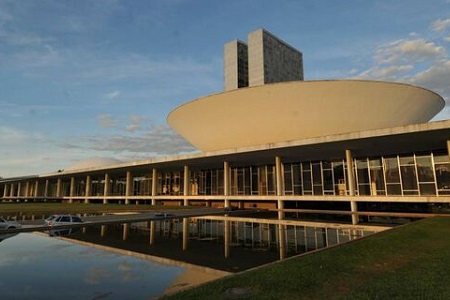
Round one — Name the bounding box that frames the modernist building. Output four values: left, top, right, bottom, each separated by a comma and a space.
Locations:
1, 29, 449, 225
224, 29, 303, 91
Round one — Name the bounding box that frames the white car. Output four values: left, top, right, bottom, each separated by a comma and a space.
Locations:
0, 217, 21, 230
45, 214, 83, 226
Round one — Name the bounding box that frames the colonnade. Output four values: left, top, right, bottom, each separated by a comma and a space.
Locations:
1, 151, 361, 227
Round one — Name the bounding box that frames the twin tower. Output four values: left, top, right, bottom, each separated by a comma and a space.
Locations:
224, 28, 304, 91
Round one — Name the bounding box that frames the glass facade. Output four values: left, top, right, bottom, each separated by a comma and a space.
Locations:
3, 151, 450, 199
180, 152, 450, 197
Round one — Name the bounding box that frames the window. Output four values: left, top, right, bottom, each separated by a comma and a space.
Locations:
416, 155, 436, 195
434, 154, 450, 195
384, 157, 402, 195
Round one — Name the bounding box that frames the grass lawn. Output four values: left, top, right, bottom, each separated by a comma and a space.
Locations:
163, 216, 450, 300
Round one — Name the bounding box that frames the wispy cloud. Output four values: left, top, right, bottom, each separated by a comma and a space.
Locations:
354, 18, 450, 99
61, 124, 197, 156
125, 115, 146, 132
352, 18, 450, 121
431, 18, 450, 32
373, 38, 445, 65
409, 60, 450, 98
105, 91, 121, 100
357, 64, 414, 80
97, 114, 118, 128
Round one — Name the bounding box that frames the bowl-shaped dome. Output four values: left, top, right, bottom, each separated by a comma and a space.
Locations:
167, 80, 445, 151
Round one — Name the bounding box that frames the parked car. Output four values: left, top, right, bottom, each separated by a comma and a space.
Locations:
0, 217, 21, 230
44, 214, 83, 226
47, 227, 81, 237
154, 212, 176, 218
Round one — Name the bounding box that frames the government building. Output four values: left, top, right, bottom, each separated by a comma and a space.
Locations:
1, 29, 449, 225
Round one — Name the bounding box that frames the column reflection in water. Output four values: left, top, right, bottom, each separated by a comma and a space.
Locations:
224, 220, 230, 258
101, 225, 106, 237
122, 223, 129, 241
149, 221, 155, 245
80, 217, 376, 266
278, 224, 286, 260
182, 218, 189, 251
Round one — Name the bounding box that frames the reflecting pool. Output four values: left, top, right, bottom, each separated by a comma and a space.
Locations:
0, 214, 389, 299
0, 232, 217, 299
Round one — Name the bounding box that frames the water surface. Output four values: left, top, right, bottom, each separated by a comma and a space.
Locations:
0, 232, 187, 299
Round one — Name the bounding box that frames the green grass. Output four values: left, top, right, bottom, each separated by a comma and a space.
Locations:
163, 217, 450, 300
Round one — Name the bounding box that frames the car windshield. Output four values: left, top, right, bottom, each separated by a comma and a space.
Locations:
45, 215, 57, 221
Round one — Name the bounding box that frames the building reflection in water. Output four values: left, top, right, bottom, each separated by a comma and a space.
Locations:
63, 216, 386, 273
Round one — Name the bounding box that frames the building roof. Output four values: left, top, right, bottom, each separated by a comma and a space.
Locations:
168, 80, 444, 151
5, 118, 447, 182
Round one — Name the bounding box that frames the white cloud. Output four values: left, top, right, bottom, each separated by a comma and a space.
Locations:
61, 124, 197, 156
374, 38, 445, 65
105, 91, 120, 100
13, 44, 62, 69
408, 60, 450, 97
0, 29, 50, 46
357, 64, 414, 80
431, 18, 450, 32
0, 126, 28, 143
97, 114, 118, 128
125, 115, 146, 132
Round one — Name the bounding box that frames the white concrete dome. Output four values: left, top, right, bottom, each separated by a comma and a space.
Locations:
167, 80, 445, 151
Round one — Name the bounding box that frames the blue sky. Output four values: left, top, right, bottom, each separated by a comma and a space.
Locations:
1, 0, 450, 177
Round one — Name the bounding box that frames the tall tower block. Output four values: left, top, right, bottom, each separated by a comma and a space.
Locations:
248, 29, 303, 87
224, 40, 249, 91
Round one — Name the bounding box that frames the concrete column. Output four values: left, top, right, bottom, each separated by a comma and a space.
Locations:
69, 177, 75, 204
44, 180, 49, 198
277, 199, 284, 219
85, 175, 91, 204
3, 184, 9, 198
447, 140, 450, 162
10, 183, 15, 197
56, 179, 62, 198
17, 182, 21, 198
25, 182, 30, 198
125, 171, 132, 205
183, 165, 190, 206
345, 149, 359, 225
275, 156, 284, 220
182, 218, 189, 251
34, 180, 39, 198
29, 182, 34, 197
224, 220, 230, 258
151, 168, 157, 206
224, 161, 230, 208
103, 173, 110, 204
275, 156, 284, 196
